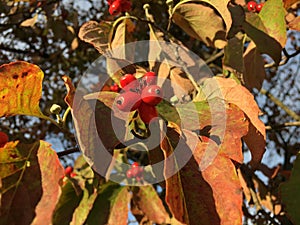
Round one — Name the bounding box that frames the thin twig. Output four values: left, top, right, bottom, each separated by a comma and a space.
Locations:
266, 121, 300, 130
205, 50, 224, 64
260, 88, 300, 121
57, 147, 80, 157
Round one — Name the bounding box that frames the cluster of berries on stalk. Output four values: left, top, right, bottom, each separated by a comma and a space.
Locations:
115, 72, 163, 124
0, 131, 9, 148
107, 0, 132, 16
247, 1, 264, 13
126, 162, 143, 181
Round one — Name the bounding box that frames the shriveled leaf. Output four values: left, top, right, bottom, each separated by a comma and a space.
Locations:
162, 128, 243, 225
0, 61, 48, 119
288, 16, 300, 31
280, 153, 300, 224
172, 1, 228, 48
198, 77, 265, 167
78, 21, 112, 54
20, 14, 38, 27
243, 42, 267, 90
85, 183, 129, 225
132, 186, 170, 224
0, 141, 64, 225
52, 180, 84, 225
62, 75, 75, 107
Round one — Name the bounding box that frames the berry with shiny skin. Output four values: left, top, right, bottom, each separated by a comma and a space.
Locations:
142, 71, 156, 86
247, 1, 257, 12
0, 131, 9, 148
138, 102, 158, 124
255, 3, 263, 12
109, 0, 122, 15
110, 83, 120, 92
120, 74, 137, 89
115, 91, 142, 112
64, 166, 73, 176
141, 85, 163, 106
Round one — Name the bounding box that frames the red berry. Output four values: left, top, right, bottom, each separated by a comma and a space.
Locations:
0, 132, 9, 148
110, 83, 120, 92
138, 102, 158, 124
120, 74, 137, 88
142, 71, 156, 86
130, 166, 140, 177
132, 162, 139, 168
255, 3, 263, 12
115, 91, 141, 112
247, 1, 257, 12
70, 172, 77, 178
109, 0, 122, 15
141, 85, 163, 106
64, 166, 73, 176
126, 169, 133, 178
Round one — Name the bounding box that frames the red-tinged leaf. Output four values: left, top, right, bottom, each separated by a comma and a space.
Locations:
200, 77, 266, 166
283, 0, 300, 9
243, 42, 267, 90
0, 141, 64, 225
280, 153, 300, 224
62, 75, 75, 107
162, 128, 243, 225
0, 61, 48, 119
132, 185, 170, 224
172, 1, 228, 48
63, 77, 125, 178
288, 16, 300, 31
85, 183, 129, 225
52, 180, 84, 225
78, 21, 112, 54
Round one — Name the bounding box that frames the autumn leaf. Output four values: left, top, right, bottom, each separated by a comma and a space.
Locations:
283, 0, 300, 9
85, 182, 130, 225
132, 185, 170, 224
162, 127, 243, 225
63, 78, 124, 178
288, 16, 300, 31
198, 77, 266, 167
172, 0, 231, 48
0, 141, 64, 225
78, 21, 112, 54
0, 61, 48, 119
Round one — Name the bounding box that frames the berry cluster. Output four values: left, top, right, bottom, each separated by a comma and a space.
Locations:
0, 131, 9, 148
107, 0, 131, 16
126, 162, 143, 181
64, 166, 76, 178
247, 1, 264, 13
115, 72, 163, 124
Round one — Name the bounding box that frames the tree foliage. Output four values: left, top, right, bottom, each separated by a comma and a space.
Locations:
0, 0, 300, 224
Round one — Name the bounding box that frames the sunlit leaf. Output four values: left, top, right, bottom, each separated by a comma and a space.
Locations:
288, 16, 300, 31
280, 153, 300, 224
0, 141, 64, 225
172, 0, 231, 48
20, 14, 38, 27
78, 21, 113, 54
162, 128, 243, 225
199, 77, 265, 167
283, 0, 300, 9
132, 185, 170, 224
0, 61, 48, 119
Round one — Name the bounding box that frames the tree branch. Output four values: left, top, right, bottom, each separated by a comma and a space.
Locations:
260, 88, 300, 121
57, 147, 80, 157
266, 121, 300, 130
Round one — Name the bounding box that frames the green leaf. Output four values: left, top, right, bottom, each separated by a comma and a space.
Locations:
52, 180, 83, 225
0, 141, 64, 225
0, 61, 48, 119
280, 153, 300, 224
132, 185, 170, 224
85, 183, 129, 225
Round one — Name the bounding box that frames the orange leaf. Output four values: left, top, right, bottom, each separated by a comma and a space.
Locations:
0, 61, 47, 119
